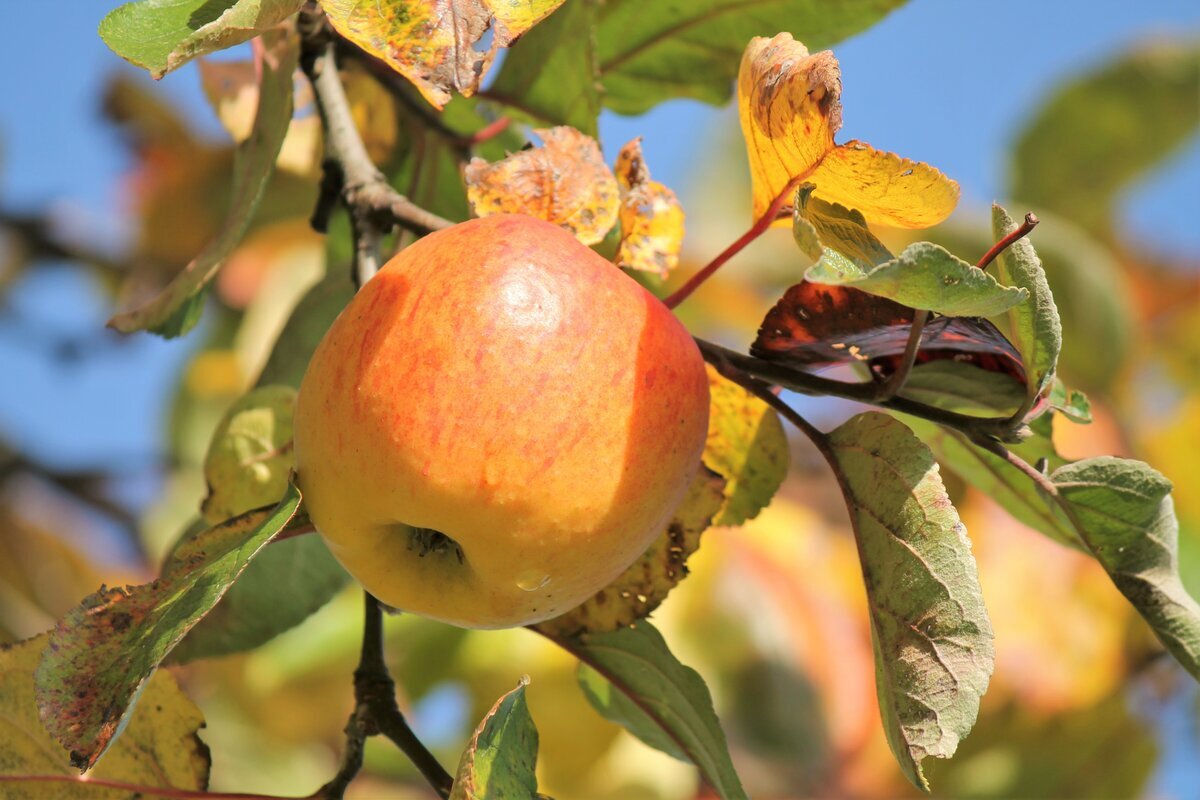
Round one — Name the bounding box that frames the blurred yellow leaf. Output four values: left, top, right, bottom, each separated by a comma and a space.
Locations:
614, 137, 686, 278
320, 0, 567, 108
342, 62, 399, 164
465, 127, 619, 245
738, 33, 958, 228
0, 634, 209, 796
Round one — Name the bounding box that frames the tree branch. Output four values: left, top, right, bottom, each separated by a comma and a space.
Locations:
695, 338, 1027, 443
317, 593, 454, 799
298, 6, 453, 285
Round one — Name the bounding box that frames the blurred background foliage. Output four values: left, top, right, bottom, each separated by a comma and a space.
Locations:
1, 2, 1198, 798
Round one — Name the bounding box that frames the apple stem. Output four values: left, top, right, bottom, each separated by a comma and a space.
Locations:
662, 176, 804, 310
317, 592, 454, 799
977, 212, 1039, 271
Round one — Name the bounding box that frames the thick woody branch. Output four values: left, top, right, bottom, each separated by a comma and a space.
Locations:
298, 7, 452, 285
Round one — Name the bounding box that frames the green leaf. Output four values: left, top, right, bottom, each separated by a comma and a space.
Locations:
1, 634, 210, 794
807, 241, 1029, 317
487, 0, 601, 137
201, 385, 297, 524
491, 1, 906, 122
905, 417, 1081, 549
899, 360, 1026, 418
450, 678, 541, 800
1052, 458, 1200, 679
1012, 39, 1200, 236
1047, 378, 1092, 424
991, 204, 1061, 413
595, 0, 906, 115
108, 28, 298, 338
255, 258, 356, 387
577, 663, 687, 761
34, 486, 303, 770
553, 623, 747, 800
825, 412, 994, 790
792, 184, 893, 267
704, 367, 790, 526
99, 0, 303, 79
169, 532, 347, 663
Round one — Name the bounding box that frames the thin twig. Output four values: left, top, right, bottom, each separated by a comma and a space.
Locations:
695, 338, 1027, 442
316, 593, 453, 799
872, 309, 929, 402
977, 212, 1039, 271
663, 176, 804, 309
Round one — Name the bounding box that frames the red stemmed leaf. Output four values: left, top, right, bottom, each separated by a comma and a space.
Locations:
751, 281, 1026, 385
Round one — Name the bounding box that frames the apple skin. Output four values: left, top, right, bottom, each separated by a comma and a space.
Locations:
294, 214, 710, 628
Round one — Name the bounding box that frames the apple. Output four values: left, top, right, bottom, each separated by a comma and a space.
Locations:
293, 214, 710, 628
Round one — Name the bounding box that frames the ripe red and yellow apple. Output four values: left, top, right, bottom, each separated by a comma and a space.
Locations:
294, 214, 709, 628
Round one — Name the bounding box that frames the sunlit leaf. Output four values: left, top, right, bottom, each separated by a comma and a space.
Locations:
34, 486, 302, 770
991, 204, 1061, 413
465, 127, 619, 245
201, 385, 296, 524
807, 241, 1028, 317
99, 0, 302, 79
0, 634, 209, 794
792, 183, 893, 267
108, 28, 299, 338
1053, 458, 1200, 679
320, 0, 567, 109
614, 138, 686, 278
738, 33, 957, 228
1012, 38, 1200, 236
825, 412, 994, 790
703, 366, 789, 526
1047, 378, 1092, 424
534, 466, 726, 638
450, 677, 541, 800
553, 622, 748, 799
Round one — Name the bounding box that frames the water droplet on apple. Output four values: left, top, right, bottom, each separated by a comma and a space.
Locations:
516, 571, 550, 592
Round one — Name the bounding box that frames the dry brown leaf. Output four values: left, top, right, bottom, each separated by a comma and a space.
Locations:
465, 127, 619, 245
614, 138, 686, 278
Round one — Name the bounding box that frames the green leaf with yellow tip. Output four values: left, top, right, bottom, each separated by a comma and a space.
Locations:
201, 384, 297, 524
450, 677, 541, 800
0, 634, 209, 793
703, 365, 789, 527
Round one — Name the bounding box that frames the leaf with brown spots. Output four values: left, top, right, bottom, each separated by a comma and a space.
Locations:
825, 413, 993, 790
449, 677, 542, 800
320, 0, 568, 109
614, 137, 686, 278
738, 33, 958, 228
0, 634, 209, 797
465, 126, 619, 245
533, 466, 726, 638
34, 486, 302, 771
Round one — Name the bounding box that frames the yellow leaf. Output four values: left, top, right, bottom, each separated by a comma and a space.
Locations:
738, 33, 958, 228
465, 127, 619, 245
342, 62, 399, 164
320, 0, 567, 109
0, 634, 209, 796
615, 138, 686, 278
